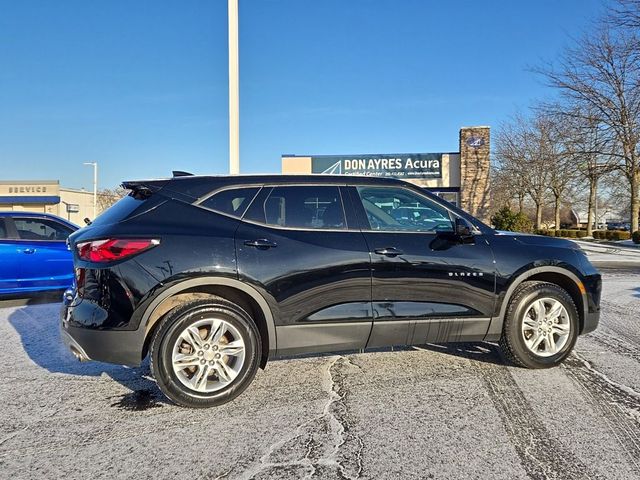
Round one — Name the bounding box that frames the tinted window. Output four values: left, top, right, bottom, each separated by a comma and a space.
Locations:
90, 193, 141, 226
0, 220, 7, 239
200, 187, 260, 217
13, 217, 74, 241
436, 192, 459, 207
357, 187, 453, 233
253, 186, 346, 229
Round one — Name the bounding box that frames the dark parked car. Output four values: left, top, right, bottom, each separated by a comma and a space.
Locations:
0, 212, 78, 295
61, 174, 601, 407
607, 222, 631, 231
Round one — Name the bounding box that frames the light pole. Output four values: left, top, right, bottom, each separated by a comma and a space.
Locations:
228, 0, 240, 174
594, 175, 599, 230
592, 162, 611, 231
83, 162, 98, 219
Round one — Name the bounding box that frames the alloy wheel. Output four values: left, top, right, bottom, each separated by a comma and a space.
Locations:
171, 318, 246, 393
521, 297, 571, 357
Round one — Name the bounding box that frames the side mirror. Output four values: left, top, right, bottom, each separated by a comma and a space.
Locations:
455, 218, 473, 238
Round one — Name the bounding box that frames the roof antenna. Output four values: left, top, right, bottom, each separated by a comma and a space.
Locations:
172, 170, 193, 177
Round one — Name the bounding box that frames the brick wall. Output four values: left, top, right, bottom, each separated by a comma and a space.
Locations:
459, 126, 491, 222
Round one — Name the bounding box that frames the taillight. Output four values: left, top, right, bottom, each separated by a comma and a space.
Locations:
76, 238, 159, 262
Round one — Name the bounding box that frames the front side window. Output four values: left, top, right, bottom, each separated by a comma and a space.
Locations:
256, 186, 346, 229
13, 217, 74, 241
200, 187, 260, 218
357, 186, 453, 233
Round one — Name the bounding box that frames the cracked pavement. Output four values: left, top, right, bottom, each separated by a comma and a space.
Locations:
0, 267, 639, 479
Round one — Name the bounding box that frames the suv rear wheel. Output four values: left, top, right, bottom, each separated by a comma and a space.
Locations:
499, 281, 578, 368
150, 297, 261, 408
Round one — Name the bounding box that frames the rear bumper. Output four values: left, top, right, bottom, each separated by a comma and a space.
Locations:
60, 301, 145, 366
60, 324, 91, 362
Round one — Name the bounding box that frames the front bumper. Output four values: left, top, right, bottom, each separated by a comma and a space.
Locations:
580, 272, 601, 335
60, 299, 145, 367
582, 309, 600, 335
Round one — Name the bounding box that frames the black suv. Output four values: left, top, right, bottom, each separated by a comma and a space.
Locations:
61, 174, 601, 407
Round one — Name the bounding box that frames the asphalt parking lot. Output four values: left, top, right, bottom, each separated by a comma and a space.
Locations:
1, 260, 639, 479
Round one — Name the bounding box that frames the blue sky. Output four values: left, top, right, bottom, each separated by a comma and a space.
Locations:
0, 0, 604, 190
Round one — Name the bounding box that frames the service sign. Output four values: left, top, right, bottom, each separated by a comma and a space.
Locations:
0, 181, 60, 196
311, 153, 443, 179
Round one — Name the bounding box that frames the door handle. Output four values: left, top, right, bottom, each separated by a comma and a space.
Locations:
374, 247, 403, 257
244, 239, 277, 250
22, 248, 36, 254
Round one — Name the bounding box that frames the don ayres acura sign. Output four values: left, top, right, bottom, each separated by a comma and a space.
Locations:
311, 153, 443, 178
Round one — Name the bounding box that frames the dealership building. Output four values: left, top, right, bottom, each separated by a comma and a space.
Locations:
282, 126, 491, 221
2, 126, 490, 225
0, 180, 96, 225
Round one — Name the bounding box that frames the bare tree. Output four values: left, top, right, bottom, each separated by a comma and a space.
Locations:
549, 108, 616, 235
490, 164, 526, 212
494, 117, 531, 214
537, 27, 640, 231
97, 187, 127, 212
604, 170, 637, 223
547, 164, 574, 231
608, 0, 640, 28
494, 113, 557, 229
542, 115, 577, 231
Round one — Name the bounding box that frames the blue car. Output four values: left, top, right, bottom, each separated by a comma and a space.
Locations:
0, 212, 78, 295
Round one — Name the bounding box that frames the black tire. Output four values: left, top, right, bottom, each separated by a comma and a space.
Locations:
499, 281, 578, 369
150, 297, 261, 408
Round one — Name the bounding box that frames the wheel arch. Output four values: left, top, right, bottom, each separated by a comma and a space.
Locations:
140, 277, 276, 368
486, 266, 588, 340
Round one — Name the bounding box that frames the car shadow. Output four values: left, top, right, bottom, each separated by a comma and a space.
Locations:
413, 342, 506, 366
271, 342, 506, 367
7, 299, 168, 407
0, 290, 65, 307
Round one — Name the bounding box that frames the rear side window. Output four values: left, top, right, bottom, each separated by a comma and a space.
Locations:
200, 187, 260, 218
248, 185, 346, 229
0, 220, 7, 239
13, 217, 74, 241
90, 194, 143, 226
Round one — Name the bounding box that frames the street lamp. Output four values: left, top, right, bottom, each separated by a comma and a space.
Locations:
83, 162, 98, 220
592, 162, 612, 231
228, 0, 240, 174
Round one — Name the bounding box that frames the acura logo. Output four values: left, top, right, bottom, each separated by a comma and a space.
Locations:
466, 136, 485, 148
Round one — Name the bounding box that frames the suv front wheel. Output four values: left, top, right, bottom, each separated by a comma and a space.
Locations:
499, 281, 578, 369
150, 297, 261, 408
